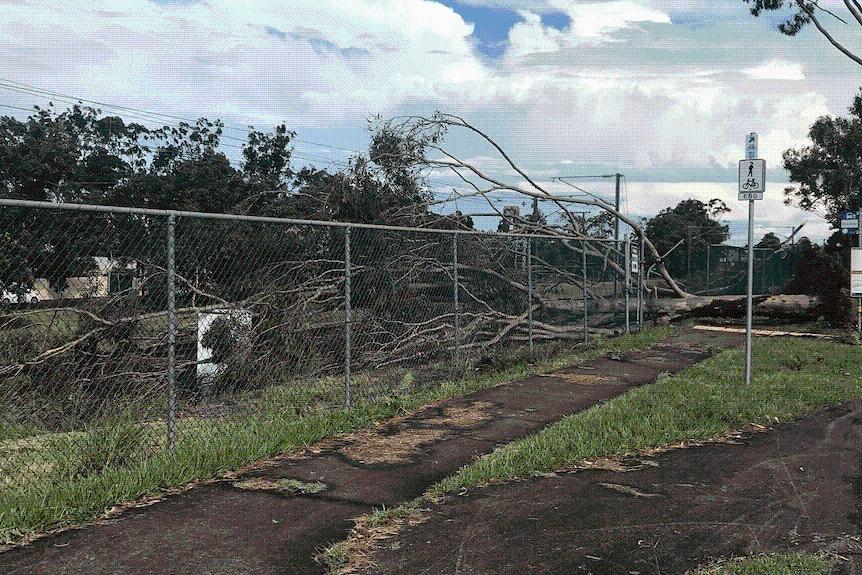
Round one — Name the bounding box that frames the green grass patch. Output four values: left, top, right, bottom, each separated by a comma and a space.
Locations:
689, 552, 831, 575
233, 477, 327, 495
432, 336, 862, 496
0, 326, 672, 544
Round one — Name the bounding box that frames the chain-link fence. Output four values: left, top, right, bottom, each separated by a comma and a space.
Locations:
700, 244, 797, 296
0, 200, 636, 494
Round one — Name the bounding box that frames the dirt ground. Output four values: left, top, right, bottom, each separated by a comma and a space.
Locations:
361, 401, 862, 575
0, 327, 739, 575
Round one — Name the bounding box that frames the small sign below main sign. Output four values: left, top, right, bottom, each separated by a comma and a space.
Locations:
738, 159, 765, 201
746, 133, 758, 160
841, 210, 859, 234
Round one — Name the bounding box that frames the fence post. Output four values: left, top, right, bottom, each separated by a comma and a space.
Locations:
624, 234, 631, 334
638, 232, 644, 330
453, 232, 460, 368
526, 237, 533, 354
706, 245, 711, 295
344, 226, 352, 408
166, 214, 177, 453
582, 240, 588, 343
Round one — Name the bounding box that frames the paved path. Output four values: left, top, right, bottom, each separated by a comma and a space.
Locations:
0, 328, 741, 575
362, 403, 862, 575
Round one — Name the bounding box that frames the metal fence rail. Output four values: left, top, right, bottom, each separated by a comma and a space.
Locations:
0, 199, 636, 493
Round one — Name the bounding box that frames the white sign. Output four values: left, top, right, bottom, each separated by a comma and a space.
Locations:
630, 245, 640, 274
842, 210, 859, 234
746, 133, 758, 160
852, 248, 862, 297
739, 159, 765, 200
197, 309, 252, 380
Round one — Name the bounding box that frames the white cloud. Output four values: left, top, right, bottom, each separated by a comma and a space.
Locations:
0, 0, 487, 126
0, 0, 849, 226
742, 59, 806, 81
561, 0, 671, 41
505, 1, 671, 59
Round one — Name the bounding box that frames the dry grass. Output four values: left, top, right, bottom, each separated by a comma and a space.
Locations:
316, 502, 429, 575
550, 373, 610, 385
340, 401, 494, 464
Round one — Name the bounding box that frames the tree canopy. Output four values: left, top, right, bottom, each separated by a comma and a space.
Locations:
0, 104, 432, 296
743, 0, 862, 65
643, 199, 730, 276
783, 90, 862, 227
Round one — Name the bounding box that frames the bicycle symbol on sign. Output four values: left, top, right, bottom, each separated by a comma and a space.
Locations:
742, 178, 759, 190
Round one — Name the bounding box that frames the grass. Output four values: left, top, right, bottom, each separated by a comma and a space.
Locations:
430, 336, 862, 495
689, 552, 831, 575
0, 325, 672, 544
233, 478, 328, 495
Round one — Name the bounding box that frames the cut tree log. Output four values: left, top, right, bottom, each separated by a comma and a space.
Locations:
649, 294, 818, 322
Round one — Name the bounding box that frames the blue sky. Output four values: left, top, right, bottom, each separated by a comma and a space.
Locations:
1, 0, 860, 242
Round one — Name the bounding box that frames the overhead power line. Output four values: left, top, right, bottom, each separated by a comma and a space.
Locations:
1, 79, 594, 200
0, 78, 364, 154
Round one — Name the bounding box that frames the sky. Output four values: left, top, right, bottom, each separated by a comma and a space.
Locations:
1, 0, 861, 244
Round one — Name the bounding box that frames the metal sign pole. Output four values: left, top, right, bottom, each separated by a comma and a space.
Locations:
741, 133, 762, 386
744, 200, 754, 386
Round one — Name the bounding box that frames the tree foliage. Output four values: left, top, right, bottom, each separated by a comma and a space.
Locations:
643, 199, 730, 276
743, 0, 862, 65
743, 0, 813, 35
783, 90, 862, 226
0, 104, 434, 295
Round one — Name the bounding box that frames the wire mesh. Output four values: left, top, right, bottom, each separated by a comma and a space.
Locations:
703, 245, 796, 296
0, 203, 627, 496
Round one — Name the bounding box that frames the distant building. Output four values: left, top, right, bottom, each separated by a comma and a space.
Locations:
19, 257, 141, 302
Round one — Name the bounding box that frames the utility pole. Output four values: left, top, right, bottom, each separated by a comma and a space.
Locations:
554, 173, 624, 306
687, 226, 693, 284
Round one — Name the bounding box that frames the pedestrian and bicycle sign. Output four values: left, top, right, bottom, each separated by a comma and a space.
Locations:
738, 159, 765, 201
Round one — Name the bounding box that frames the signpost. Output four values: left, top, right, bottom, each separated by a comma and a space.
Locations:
739, 136, 764, 386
